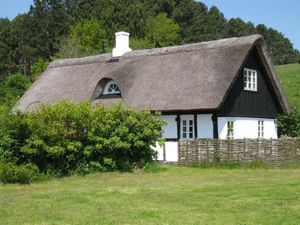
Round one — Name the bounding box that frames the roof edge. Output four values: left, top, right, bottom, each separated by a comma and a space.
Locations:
48, 35, 263, 69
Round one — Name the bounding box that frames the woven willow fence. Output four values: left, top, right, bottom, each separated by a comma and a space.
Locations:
178, 138, 300, 166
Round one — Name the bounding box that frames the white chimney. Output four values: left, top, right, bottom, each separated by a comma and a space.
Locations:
112, 31, 132, 57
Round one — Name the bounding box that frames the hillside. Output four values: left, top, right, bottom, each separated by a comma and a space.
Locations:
276, 63, 300, 109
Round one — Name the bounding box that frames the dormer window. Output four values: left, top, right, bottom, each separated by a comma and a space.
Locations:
103, 81, 121, 95
243, 68, 257, 91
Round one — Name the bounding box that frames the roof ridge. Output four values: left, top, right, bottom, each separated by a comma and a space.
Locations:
49, 34, 262, 68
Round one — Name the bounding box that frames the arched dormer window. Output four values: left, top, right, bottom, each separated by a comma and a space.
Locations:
103, 80, 121, 95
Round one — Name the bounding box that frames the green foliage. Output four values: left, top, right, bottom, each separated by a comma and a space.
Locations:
227, 18, 256, 37
0, 101, 164, 179
69, 18, 109, 54
130, 38, 155, 50
1, 74, 30, 105
277, 108, 300, 137
57, 19, 109, 58
0, 0, 299, 84
0, 162, 43, 184
146, 13, 180, 47
30, 59, 50, 81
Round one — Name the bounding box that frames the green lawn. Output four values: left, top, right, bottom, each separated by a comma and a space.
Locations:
1, 167, 300, 225
276, 63, 300, 108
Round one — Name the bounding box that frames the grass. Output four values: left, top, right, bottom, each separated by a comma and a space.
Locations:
1, 166, 300, 225
276, 63, 300, 108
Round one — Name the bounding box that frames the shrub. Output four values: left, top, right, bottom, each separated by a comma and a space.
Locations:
0, 162, 43, 184
277, 108, 300, 137
0, 101, 164, 179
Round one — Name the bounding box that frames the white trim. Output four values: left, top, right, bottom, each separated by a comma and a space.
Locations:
227, 121, 234, 139
103, 80, 121, 95
258, 120, 264, 138
180, 115, 194, 140
243, 68, 257, 92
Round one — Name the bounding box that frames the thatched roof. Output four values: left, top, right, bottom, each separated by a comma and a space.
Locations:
16, 34, 289, 113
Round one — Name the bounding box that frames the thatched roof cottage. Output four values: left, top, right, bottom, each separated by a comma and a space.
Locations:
16, 32, 289, 147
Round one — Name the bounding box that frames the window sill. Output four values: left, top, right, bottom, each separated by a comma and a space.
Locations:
244, 88, 257, 92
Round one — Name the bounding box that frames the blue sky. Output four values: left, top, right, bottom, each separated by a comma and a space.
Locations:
201, 0, 300, 50
0, 0, 299, 50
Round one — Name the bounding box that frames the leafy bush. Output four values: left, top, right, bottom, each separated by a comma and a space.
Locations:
0, 162, 43, 184
30, 59, 49, 81
278, 108, 300, 137
1, 74, 30, 106
0, 101, 164, 180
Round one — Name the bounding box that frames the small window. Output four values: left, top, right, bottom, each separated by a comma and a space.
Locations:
103, 81, 121, 95
181, 117, 194, 140
243, 68, 257, 91
258, 121, 264, 138
227, 121, 234, 139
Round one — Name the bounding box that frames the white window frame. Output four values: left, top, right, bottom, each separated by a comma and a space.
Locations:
103, 80, 121, 95
243, 68, 257, 92
227, 121, 234, 140
258, 120, 264, 138
180, 115, 195, 140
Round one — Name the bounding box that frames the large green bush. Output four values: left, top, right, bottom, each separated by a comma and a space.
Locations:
0, 162, 43, 184
278, 108, 300, 137
0, 101, 164, 180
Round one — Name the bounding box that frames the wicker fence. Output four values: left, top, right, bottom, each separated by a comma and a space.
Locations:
178, 138, 300, 166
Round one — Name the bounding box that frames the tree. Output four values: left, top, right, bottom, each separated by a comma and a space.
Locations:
146, 12, 180, 47
226, 18, 256, 37
0, 18, 15, 77
57, 18, 109, 58
2, 74, 30, 105
172, 0, 207, 43
130, 38, 155, 50
204, 6, 227, 40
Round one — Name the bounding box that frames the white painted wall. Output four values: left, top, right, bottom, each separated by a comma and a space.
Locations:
218, 117, 277, 139
165, 142, 178, 162
197, 114, 213, 138
160, 115, 177, 139
151, 141, 178, 162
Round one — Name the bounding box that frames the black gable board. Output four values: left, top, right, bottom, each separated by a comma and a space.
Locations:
217, 47, 281, 119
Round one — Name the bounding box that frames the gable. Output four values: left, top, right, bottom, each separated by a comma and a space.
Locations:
217, 47, 281, 118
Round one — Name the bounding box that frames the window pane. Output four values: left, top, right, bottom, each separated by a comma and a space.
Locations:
189, 133, 193, 138
183, 133, 186, 138
183, 127, 186, 132
183, 120, 186, 125
189, 120, 193, 126
189, 127, 193, 132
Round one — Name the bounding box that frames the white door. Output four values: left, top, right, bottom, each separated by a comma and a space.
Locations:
180, 115, 195, 140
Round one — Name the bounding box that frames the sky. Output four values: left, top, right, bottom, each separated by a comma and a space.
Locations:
0, 0, 299, 50
201, 0, 300, 51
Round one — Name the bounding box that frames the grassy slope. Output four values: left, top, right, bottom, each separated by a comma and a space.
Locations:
1, 167, 300, 225
276, 63, 300, 108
